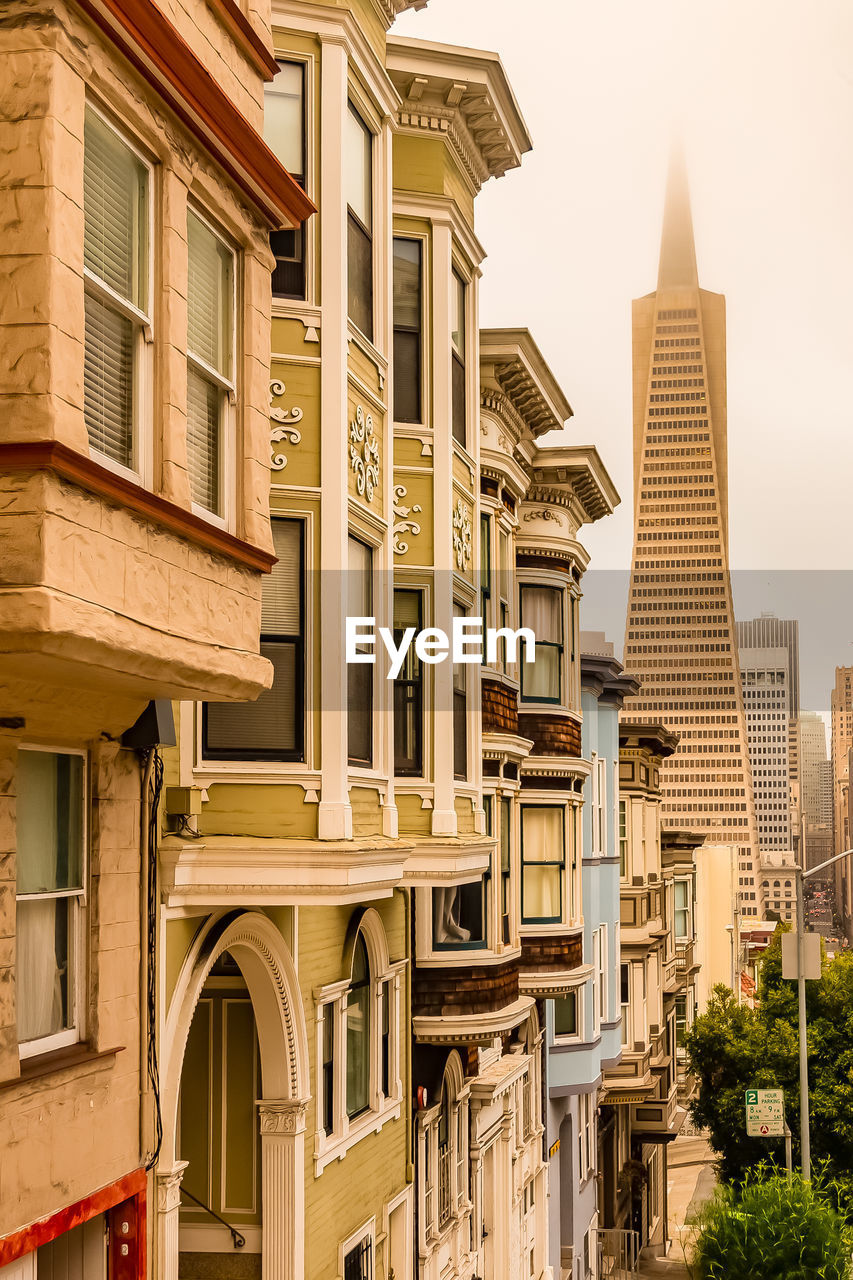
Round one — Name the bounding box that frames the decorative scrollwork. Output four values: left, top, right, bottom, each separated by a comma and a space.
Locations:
522, 508, 564, 525
393, 484, 422, 555
452, 497, 473, 570
350, 404, 380, 502
269, 379, 303, 471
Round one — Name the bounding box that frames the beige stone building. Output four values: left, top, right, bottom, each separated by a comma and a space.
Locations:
621, 150, 763, 924
0, 0, 310, 1275
831, 668, 853, 937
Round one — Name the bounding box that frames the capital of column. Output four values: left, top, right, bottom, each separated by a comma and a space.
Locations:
256, 1097, 310, 1136
156, 1160, 188, 1213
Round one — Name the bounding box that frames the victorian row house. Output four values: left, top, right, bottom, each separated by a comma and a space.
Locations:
0, 1, 705, 1279
0, 0, 312, 1278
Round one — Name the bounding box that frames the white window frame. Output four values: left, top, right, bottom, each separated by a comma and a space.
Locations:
578, 1090, 596, 1182
620, 961, 631, 1047
186, 204, 237, 529
338, 1218, 375, 1280
16, 745, 87, 1060
313, 942, 405, 1174
674, 876, 692, 941
83, 102, 153, 489
417, 1059, 471, 1245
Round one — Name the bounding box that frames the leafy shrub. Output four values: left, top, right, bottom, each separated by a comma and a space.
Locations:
693, 1169, 853, 1280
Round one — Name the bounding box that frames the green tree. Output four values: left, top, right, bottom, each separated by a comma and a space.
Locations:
693, 1169, 853, 1280
686, 929, 853, 1192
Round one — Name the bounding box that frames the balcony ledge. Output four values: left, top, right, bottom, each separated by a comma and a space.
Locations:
519, 961, 592, 999
160, 834, 413, 906
412, 995, 535, 1046
401, 835, 494, 886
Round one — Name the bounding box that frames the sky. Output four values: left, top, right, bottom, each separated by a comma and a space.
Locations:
393, 0, 853, 572
393, 1, 853, 712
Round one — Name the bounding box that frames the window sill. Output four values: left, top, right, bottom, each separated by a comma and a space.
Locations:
3, 1043, 123, 1091
313, 1095, 401, 1174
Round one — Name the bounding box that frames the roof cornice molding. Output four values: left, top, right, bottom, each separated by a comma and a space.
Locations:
528, 445, 620, 526
386, 34, 531, 189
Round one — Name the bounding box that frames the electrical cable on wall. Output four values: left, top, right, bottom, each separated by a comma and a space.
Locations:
145, 747, 164, 1171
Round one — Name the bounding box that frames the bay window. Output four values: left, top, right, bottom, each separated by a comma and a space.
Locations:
83, 107, 150, 475
451, 269, 466, 445
264, 61, 306, 300
520, 586, 563, 703
520, 806, 564, 924
16, 748, 86, 1057
346, 105, 373, 340
619, 798, 628, 877
498, 529, 511, 672
203, 518, 304, 760
621, 962, 631, 1045
393, 589, 423, 775
393, 237, 422, 421
347, 536, 373, 766
480, 514, 491, 635
186, 209, 235, 518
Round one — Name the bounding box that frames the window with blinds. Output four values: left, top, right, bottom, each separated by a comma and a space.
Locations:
203, 520, 304, 760
82, 108, 149, 471
347, 536, 373, 767
187, 209, 235, 517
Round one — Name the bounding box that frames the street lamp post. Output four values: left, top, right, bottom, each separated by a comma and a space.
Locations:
795, 847, 853, 1182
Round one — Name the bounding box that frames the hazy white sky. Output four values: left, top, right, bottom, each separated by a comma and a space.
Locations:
394, 0, 853, 572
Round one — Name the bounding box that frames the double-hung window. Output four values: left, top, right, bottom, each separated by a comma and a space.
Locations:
432, 879, 487, 950
346, 935, 370, 1119
452, 602, 468, 780
620, 963, 631, 1045
451, 269, 466, 445
186, 209, 235, 519
265, 61, 307, 300
203, 519, 304, 760
498, 530, 511, 672
674, 879, 691, 939
480, 515, 491, 636
619, 799, 628, 877
393, 589, 423, 775
553, 989, 578, 1038
393, 238, 422, 421
500, 795, 512, 939
83, 107, 150, 475
346, 106, 373, 340
520, 806, 564, 924
348, 536, 373, 767
520, 586, 563, 702
16, 748, 86, 1057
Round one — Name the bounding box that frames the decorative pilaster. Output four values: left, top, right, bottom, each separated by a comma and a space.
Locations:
156, 1160, 187, 1280
257, 1098, 309, 1280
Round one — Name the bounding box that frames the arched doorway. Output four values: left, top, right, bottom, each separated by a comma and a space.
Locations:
158, 912, 309, 1280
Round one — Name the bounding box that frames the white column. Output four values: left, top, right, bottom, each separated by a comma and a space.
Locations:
317, 37, 352, 841
430, 220, 457, 837
258, 1098, 309, 1280
155, 1161, 187, 1280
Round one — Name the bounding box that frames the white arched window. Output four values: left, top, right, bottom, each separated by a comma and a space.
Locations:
314, 909, 406, 1173
418, 1052, 470, 1246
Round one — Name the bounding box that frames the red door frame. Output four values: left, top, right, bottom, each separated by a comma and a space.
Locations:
0, 1168, 146, 1278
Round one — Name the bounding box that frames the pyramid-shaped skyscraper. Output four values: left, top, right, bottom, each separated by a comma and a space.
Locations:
621, 149, 763, 918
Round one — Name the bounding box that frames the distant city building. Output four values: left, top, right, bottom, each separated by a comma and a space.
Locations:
800, 710, 834, 877
831, 668, 853, 937
621, 150, 764, 920
739, 645, 792, 855
759, 850, 798, 924
737, 615, 800, 716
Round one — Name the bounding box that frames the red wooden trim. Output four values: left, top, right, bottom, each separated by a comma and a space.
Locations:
0, 442, 276, 573
72, 0, 315, 228
0, 1170, 146, 1267
206, 0, 279, 80
109, 1190, 146, 1280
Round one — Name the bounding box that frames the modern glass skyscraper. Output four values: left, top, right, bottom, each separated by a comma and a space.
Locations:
622, 149, 763, 918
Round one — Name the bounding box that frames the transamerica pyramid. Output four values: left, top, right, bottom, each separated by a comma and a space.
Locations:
621, 147, 764, 919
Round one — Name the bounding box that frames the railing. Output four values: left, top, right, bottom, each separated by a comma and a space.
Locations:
596, 1227, 639, 1278
180, 1186, 245, 1249
676, 939, 694, 974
